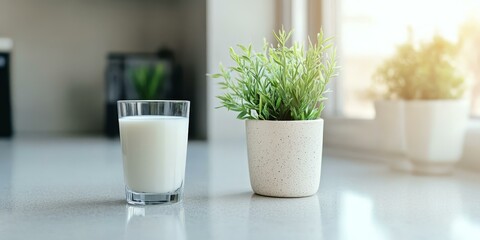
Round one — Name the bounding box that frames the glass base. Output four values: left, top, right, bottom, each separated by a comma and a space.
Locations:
125, 186, 183, 205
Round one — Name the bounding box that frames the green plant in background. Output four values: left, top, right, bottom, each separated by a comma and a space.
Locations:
373, 35, 465, 100
132, 64, 165, 100
211, 28, 338, 120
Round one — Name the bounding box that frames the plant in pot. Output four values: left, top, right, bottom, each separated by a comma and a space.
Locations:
211, 29, 337, 197
370, 43, 417, 172
131, 63, 166, 100
376, 35, 467, 175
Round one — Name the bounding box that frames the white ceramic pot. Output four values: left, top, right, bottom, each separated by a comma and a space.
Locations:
374, 100, 410, 172
404, 100, 469, 174
246, 119, 323, 197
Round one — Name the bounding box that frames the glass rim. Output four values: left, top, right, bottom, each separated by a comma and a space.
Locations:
117, 100, 190, 104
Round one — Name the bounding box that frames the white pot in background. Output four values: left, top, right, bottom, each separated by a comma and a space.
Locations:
246, 119, 324, 197
404, 100, 469, 174
374, 100, 410, 172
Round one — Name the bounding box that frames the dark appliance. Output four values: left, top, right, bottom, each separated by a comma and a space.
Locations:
0, 51, 12, 137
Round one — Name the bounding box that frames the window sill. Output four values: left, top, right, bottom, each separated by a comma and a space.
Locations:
323, 117, 480, 172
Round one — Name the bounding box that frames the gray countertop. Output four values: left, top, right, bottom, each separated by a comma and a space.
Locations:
1, 136, 479, 240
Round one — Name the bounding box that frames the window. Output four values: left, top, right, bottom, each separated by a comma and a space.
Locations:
328, 0, 480, 118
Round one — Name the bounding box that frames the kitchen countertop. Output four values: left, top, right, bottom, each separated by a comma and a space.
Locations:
1, 136, 479, 240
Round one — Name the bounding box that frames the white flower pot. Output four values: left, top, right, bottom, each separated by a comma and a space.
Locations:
374, 100, 410, 171
245, 119, 323, 197
404, 100, 469, 174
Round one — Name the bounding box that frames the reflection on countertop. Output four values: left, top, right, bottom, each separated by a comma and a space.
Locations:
126, 204, 186, 240
0, 136, 479, 240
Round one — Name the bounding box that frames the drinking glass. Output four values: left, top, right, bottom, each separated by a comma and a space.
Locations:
118, 100, 190, 205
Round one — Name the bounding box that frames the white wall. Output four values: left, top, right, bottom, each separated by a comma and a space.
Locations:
0, 0, 206, 135
207, 0, 278, 141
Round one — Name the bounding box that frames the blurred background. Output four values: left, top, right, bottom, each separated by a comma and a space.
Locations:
0, 0, 206, 138
0, 0, 479, 141
336, 0, 480, 118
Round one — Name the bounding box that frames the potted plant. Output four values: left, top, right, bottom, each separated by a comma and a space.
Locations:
370, 43, 416, 171
375, 36, 468, 174
211, 29, 337, 197
131, 63, 166, 100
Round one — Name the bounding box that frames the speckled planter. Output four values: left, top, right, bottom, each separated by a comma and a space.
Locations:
246, 119, 324, 198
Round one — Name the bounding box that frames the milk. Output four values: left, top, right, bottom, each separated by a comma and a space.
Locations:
119, 116, 189, 193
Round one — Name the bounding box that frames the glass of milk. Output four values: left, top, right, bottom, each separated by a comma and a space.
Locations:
118, 100, 189, 205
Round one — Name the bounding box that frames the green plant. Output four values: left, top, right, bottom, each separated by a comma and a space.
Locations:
373, 35, 465, 100
132, 64, 165, 100
211, 29, 337, 120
